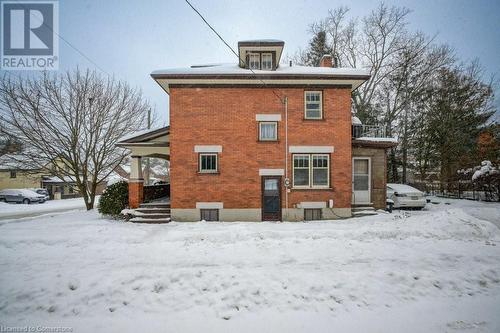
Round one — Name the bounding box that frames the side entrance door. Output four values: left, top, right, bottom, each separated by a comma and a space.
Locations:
352, 157, 371, 204
261, 176, 281, 221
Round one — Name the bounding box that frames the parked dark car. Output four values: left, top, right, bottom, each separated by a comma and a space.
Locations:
0, 189, 47, 204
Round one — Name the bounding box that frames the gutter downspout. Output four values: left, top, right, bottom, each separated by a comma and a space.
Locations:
284, 96, 289, 221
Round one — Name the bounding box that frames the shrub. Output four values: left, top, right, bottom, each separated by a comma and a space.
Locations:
98, 181, 129, 216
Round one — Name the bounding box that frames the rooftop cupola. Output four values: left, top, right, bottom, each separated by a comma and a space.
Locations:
237, 39, 285, 71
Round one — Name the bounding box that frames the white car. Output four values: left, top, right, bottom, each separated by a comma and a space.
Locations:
0, 189, 47, 204
387, 183, 426, 209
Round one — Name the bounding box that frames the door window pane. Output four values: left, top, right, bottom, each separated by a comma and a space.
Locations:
354, 159, 369, 174
354, 175, 369, 191
265, 179, 278, 190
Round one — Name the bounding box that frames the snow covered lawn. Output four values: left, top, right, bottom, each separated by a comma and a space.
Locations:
0, 198, 499, 332
0, 198, 89, 220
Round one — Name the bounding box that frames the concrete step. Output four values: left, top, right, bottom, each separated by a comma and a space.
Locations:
130, 217, 171, 224
140, 202, 170, 209
135, 208, 171, 214
132, 213, 170, 219
352, 210, 378, 217
352, 206, 375, 212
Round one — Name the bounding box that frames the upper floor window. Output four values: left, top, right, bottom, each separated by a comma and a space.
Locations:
262, 53, 273, 70
304, 91, 323, 119
293, 154, 329, 188
249, 53, 260, 70
259, 122, 277, 141
199, 153, 218, 173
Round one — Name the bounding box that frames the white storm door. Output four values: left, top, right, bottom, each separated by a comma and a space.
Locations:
352, 157, 371, 204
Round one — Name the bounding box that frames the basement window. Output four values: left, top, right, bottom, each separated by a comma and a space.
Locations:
200, 209, 219, 221
304, 208, 322, 221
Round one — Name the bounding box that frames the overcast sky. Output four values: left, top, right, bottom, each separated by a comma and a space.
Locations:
12, 0, 500, 124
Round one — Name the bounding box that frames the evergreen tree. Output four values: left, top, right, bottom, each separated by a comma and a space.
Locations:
304, 30, 332, 67
415, 64, 496, 188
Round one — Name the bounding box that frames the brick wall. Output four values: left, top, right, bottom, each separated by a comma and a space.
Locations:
169, 87, 353, 210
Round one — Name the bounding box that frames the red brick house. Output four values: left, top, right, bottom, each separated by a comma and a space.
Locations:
119, 39, 396, 221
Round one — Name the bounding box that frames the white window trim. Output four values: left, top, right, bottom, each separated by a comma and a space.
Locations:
304, 91, 323, 119
259, 121, 278, 141
194, 145, 222, 153
289, 146, 334, 153
255, 114, 281, 121
262, 53, 273, 70
292, 153, 330, 189
196, 202, 223, 209
259, 168, 284, 176
249, 53, 260, 70
298, 202, 327, 208
199, 153, 218, 173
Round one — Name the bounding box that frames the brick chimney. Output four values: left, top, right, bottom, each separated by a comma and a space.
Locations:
319, 54, 333, 68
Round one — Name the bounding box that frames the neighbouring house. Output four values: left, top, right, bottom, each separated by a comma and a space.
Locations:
0, 154, 89, 199
118, 39, 397, 221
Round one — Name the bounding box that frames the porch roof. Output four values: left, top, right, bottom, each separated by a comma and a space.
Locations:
116, 126, 170, 159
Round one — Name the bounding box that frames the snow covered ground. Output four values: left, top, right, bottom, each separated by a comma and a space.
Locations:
0, 197, 499, 332
0, 198, 89, 220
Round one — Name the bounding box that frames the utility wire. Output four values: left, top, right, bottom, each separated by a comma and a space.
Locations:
184, 0, 285, 104
12, 0, 111, 77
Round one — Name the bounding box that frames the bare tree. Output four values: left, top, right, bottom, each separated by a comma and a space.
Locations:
0, 69, 151, 210
377, 34, 454, 181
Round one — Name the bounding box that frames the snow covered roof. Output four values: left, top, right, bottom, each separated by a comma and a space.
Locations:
151, 63, 369, 77
151, 63, 370, 94
352, 136, 398, 149
357, 137, 398, 143
42, 175, 76, 183
352, 116, 362, 125
238, 39, 284, 45
117, 126, 169, 144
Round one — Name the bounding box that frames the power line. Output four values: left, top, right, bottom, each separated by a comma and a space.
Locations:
12, 0, 111, 77
184, 0, 285, 104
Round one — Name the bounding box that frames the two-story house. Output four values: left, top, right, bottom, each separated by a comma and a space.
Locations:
120, 39, 397, 221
